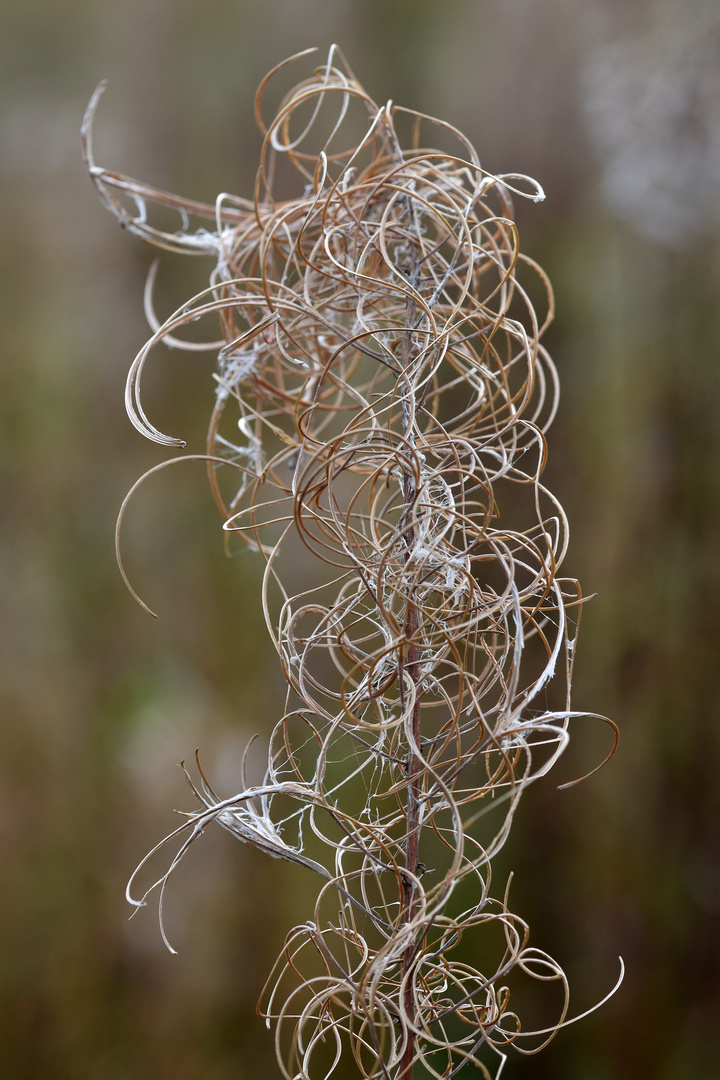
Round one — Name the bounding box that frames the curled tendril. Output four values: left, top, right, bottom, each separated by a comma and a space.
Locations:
86, 45, 620, 1080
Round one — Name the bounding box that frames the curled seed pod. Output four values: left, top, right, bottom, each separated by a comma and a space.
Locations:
85, 45, 620, 1080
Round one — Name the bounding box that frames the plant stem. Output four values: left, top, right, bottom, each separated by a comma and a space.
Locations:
399, 598, 422, 1080
398, 248, 422, 1080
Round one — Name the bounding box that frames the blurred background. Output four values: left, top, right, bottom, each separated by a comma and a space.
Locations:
1, 0, 719, 1077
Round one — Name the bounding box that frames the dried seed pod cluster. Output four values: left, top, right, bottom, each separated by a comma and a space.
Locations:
85, 47, 617, 1080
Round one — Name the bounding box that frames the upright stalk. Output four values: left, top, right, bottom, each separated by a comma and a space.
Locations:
398, 255, 422, 1080
399, 601, 423, 1080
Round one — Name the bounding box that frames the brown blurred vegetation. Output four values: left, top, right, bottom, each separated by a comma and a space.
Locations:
1, 1, 719, 1077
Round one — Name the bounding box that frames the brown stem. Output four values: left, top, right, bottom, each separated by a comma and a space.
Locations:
399, 597, 422, 1080
398, 246, 422, 1079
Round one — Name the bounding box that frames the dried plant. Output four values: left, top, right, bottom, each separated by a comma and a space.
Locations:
84, 46, 619, 1080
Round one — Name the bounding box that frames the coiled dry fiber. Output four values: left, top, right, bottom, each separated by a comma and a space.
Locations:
85, 46, 616, 1080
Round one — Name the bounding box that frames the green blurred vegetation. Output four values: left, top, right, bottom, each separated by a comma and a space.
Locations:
1, 1, 718, 1077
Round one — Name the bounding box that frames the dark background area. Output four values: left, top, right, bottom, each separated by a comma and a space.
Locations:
1, 1, 719, 1077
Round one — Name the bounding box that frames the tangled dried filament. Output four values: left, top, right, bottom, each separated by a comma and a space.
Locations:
85, 47, 618, 1080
